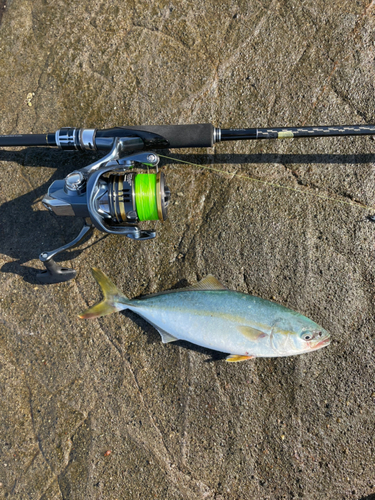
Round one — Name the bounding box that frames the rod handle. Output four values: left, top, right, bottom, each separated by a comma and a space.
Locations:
96, 123, 215, 149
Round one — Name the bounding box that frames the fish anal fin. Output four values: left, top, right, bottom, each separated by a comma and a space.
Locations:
237, 325, 267, 341
156, 327, 178, 344
226, 354, 255, 363
183, 275, 227, 291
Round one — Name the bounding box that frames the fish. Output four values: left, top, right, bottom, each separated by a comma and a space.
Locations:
79, 268, 331, 362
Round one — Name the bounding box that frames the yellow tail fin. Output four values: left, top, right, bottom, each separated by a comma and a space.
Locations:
79, 268, 128, 319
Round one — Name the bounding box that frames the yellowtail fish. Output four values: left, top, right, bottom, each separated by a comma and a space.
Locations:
79, 269, 331, 362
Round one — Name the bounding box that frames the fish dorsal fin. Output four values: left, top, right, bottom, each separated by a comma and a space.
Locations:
182, 275, 227, 292
140, 275, 227, 299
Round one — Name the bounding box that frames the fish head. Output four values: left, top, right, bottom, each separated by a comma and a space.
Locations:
271, 316, 331, 356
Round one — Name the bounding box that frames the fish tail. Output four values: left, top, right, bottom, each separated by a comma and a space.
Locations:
79, 268, 129, 319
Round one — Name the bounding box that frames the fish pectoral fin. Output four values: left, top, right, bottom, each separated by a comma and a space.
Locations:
156, 327, 178, 344
237, 325, 267, 341
226, 354, 255, 363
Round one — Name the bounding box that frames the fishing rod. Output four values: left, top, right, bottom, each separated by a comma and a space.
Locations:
1, 122, 374, 284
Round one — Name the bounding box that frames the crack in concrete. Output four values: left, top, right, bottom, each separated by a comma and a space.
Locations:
10, 449, 39, 495
354, 0, 375, 34
174, 176, 235, 259
56, 414, 89, 480
178, 350, 193, 468
24, 373, 89, 477
124, 354, 216, 499
330, 85, 370, 123
96, 320, 124, 357
302, 0, 375, 125
176, 2, 279, 121
132, 23, 195, 52
216, 0, 279, 74
125, 356, 174, 459
26, 382, 52, 471
43, 377, 82, 404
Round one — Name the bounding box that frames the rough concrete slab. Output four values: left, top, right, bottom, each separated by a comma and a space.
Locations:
0, 0, 374, 498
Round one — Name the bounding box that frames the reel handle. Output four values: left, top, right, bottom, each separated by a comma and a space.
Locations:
37, 259, 77, 284
37, 222, 93, 284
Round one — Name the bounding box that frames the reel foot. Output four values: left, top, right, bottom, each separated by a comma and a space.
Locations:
125, 229, 156, 240
37, 258, 77, 284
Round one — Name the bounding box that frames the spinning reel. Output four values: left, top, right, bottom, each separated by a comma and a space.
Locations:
2, 121, 375, 283
39, 136, 170, 283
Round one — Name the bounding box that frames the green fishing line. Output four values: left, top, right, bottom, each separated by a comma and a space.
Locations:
134, 174, 159, 221
158, 154, 375, 213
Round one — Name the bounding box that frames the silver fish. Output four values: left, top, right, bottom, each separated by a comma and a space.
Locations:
79, 269, 331, 362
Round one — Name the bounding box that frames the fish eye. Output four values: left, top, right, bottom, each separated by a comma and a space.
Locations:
301, 331, 313, 341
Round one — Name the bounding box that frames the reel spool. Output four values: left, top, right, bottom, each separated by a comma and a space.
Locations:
98, 171, 170, 225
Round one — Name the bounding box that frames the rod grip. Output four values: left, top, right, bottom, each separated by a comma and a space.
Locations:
126, 123, 214, 148
97, 124, 214, 149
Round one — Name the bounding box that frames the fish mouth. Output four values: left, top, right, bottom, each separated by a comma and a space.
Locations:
314, 336, 331, 349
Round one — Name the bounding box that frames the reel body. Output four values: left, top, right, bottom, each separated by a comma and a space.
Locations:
39, 140, 170, 283
44, 168, 169, 230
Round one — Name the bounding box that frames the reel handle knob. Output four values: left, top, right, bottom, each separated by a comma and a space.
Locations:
37, 258, 77, 284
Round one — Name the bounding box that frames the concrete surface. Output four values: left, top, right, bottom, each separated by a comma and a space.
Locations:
0, 0, 375, 498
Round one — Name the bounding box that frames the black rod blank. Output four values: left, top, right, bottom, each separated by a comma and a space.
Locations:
0, 133, 52, 147
221, 124, 375, 141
